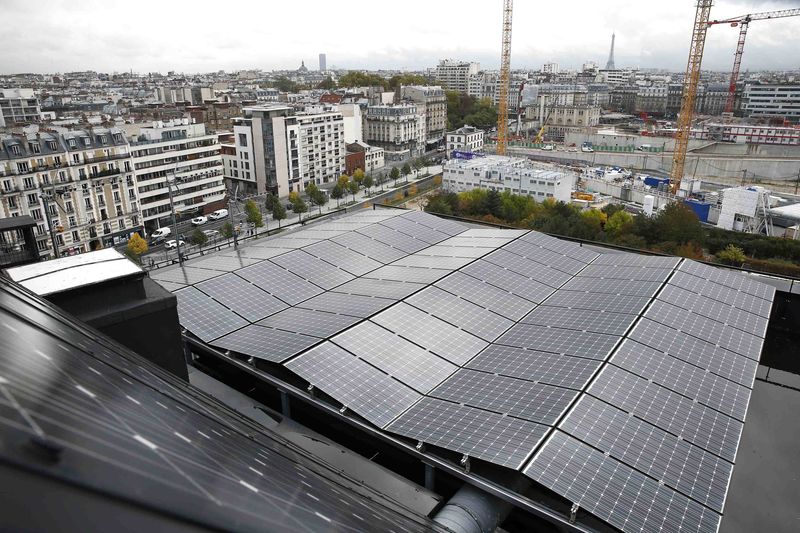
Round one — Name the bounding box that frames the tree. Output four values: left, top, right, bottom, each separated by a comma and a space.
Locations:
605, 210, 634, 238
307, 183, 328, 214
331, 184, 345, 207
189, 228, 208, 247
273, 76, 298, 93
337, 71, 388, 89
363, 174, 374, 194
126, 233, 148, 260
264, 193, 277, 212
221, 222, 233, 238
716, 244, 747, 266
390, 166, 400, 186
388, 73, 429, 90
401, 163, 411, 183
337, 174, 350, 189
272, 201, 287, 228
485, 189, 501, 218
347, 180, 359, 202
244, 199, 263, 228
413, 158, 424, 176
290, 192, 308, 222
317, 76, 336, 90
653, 203, 703, 245
353, 168, 365, 186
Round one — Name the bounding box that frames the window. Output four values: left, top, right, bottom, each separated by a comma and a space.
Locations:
47, 141, 58, 151
68, 138, 76, 149
23, 177, 34, 189
82, 137, 91, 147
8, 197, 17, 209
124, 161, 131, 172
72, 231, 79, 242
68, 216, 75, 227
84, 198, 92, 209
10, 145, 21, 156
2, 180, 11, 191
72, 153, 80, 164
113, 133, 123, 143
30, 143, 41, 154
30, 208, 42, 220
17, 162, 30, 173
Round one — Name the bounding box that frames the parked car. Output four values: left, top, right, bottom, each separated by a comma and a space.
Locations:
542, 144, 554, 151
191, 216, 208, 226
149, 227, 171, 243
568, 147, 578, 152
202, 229, 220, 239
209, 209, 228, 220
164, 239, 186, 249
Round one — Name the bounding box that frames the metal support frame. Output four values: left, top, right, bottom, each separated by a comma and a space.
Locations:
496, 0, 513, 156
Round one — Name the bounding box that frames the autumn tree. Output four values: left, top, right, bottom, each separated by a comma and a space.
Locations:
347, 180, 359, 202
272, 201, 287, 227
126, 233, 148, 260
244, 199, 263, 228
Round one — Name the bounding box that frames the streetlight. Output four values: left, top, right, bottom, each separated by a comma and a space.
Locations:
165, 175, 183, 266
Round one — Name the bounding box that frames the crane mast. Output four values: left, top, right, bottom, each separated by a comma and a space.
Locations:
496, 0, 513, 156
670, 0, 714, 195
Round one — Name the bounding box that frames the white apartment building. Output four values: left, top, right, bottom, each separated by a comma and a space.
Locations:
363, 104, 426, 160
129, 120, 226, 233
542, 62, 559, 75
446, 126, 484, 157
337, 103, 363, 144
443, 155, 573, 204
0, 89, 42, 127
742, 84, 800, 120
0, 128, 142, 257
282, 109, 346, 192
695, 123, 800, 145
436, 60, 480, 93
346, 141, 385, 174
400, 86, 447, 145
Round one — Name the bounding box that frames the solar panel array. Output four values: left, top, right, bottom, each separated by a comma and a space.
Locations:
163, 209, 776, 533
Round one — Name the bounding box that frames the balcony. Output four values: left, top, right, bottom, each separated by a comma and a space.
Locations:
90, 168, 121, 179
82, 152, 131, 165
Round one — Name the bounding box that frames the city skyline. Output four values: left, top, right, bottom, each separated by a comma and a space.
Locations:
1, 0, 799, 75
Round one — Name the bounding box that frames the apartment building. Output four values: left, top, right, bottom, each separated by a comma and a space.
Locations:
0, 88, 42, 127
634, 85, 668, 115
363, 104, 426, 160
345, 141, 385, 174
129, 120, 226, 233
742, 84, 800, 121
696, 123, 800, 145
400, 86, 447, 145
186, 101, 240, 132
231, 105, 293, 195
435, 60, 480, 93
0, 128, 141, 258
445, 126, 484, 157
281, 109, 345, 192
442, 155, 573, 203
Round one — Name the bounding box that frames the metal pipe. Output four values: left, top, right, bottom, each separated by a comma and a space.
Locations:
433, 483, 517, 533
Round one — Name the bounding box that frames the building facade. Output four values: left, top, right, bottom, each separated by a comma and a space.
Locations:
445, 126, 484, 157
346, 141, 385, 174
0, 128, 142, 258
741, 84, 800, 121
363, 104, 425, 160
435, 60, 480, 93
231, 105, 293, 195
0, 89, 42, 127
129, 120, 226, 233
442, 155, 573, 204
400, 85, 447, 146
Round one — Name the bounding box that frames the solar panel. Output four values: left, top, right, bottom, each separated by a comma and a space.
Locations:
415, 244, 489, 258
669, 271, 772, 317
236, 246, 295, 260
256, 307, 361, 338
186, 254, 261, 272
560, 276, 662, 296
400, 210, 467, 235
235, 260, 324, 305
524, 431, 721, 533
150, 266, 224, 285
611, 340, 751, 420
196, 273, 287, 321
356, 224, 429, 254
435, 271, 537, 320
332, 321, 457, 394
519, 232, 599, 264
645, 300, 763, 360
560, 396, 732, 512
460, 260, 556, 303
250, 235, 321, 249
174, 286, 249, 342
496, 323, 620, 360
153, 279, 185, 292
270, 250, 354, 290
379, 216, 451, 244
656, 284, 769, 337
433, 236, 515, 248
333, 277, 425, 300
210, 324, 319, 363
371, 302, 488, 365
363, 265, 453, 284
577, 264, 674, 282
502, 239, 586, 275
466, 344, 602, 390
482, 249, 573, 287
592, 253, 680, 269
332, 231, 409, 264
679, 260, 776, 300
542, 290, 652, 314
629, 318, 759, 388
302, 240, 383, 276
406, 286, 514, 341
588, 365, 743, 462
392, 254, 476, 270
286, 342, 422, 428
521, 305, 637, 336
459, 228, 527, 239
386, 397, 549, 469
431, 369, 576, 425
298, 291, 395, 318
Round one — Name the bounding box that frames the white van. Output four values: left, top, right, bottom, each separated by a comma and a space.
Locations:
209, 209, 229, 220
150, 227, 171, 241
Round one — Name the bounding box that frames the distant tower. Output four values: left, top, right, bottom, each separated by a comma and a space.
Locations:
605, 32, 616, 70
319, 53, 327, 72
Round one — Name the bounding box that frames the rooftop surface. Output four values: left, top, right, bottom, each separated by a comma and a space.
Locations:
151, 207, 780, 533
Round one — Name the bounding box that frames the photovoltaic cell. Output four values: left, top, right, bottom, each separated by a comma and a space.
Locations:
577, 264, 674, 282
364, 265, 453, 284
560, 276, 662, 296
286, 342, 421, 428
542, 290, 652, 314
629, 318, 759, 388
407, 286, 514, 341
372, 302, 488, 365
196, 273, 287, 321
250, 235, 321, 249
434, 236, 514, 248
588, 365, 743, 462
669, 271, 772, 317
415, 244, 489, 258
270, 250, 354, 290
297, 291, 395, 318
379, 216, 451, 244
592, 253, 680, 269
401, 210, 466, 235
332, 231, 409, 264
256, 307, 361, 338
435, 271, 537, 321
302, 239, 383, 276
459, 228, 527, 239
431, 369, 576, 425
235, 260, 324, 305
679, 260, 776, 300
150, 266, 224, 285
524, 431, 721, 533
386, 397, 548, 469
392, 254, 476, 270
460, 260, 556, 303
174, 286, 248, 342
356, 224, 429, 254
234, 246, 295, 260
210, 324, 319, 363
333, 277, 425, 300
186, 254, 261, 272
466, 344, 602, 390
503, 239, 587, 275
521, 305, 636, 336
519, 232, 599, 264
611, 340, 751, 420
496, 323, 619, 360
560, 396, 732, 512
332, 321, 457, 394
482, 249, 573, 287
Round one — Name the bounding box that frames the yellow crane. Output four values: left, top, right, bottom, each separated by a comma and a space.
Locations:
670, 0, 714, 194
496, 0, 513, 155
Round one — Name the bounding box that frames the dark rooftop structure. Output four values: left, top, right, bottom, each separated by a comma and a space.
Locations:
0, 215, 39, 268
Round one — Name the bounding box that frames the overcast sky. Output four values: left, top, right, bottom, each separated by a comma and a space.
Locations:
1, 0, 799, 75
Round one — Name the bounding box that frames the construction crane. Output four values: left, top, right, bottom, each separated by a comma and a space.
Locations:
708, 8, 800, 114
496, 0, 513, 155
670, 0, 714, 195
533, 94, 560, 144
